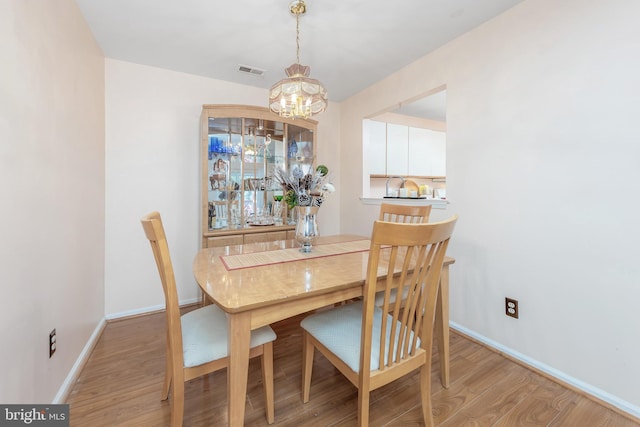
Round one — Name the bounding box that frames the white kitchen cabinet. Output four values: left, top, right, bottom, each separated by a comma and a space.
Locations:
386, 124, 409, 175
368, 120, 445, 177
408, 127, 446, 176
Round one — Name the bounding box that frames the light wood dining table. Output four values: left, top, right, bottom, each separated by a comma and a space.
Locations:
192, 234, 455, 426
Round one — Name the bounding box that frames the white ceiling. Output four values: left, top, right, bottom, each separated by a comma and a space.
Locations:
75, 0, 523, 109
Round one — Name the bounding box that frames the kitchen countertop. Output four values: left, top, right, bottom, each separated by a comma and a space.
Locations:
383, 196, 427, 199
360, 197, 449, 209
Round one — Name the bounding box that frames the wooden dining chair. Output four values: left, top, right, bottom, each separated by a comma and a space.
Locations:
375, 203, 432, 307
300, 216, 457, 426
141, 211, 276, 426
379, 202, 431, 223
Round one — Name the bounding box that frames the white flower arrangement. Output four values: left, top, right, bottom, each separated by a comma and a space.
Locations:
274, 164, 335, 209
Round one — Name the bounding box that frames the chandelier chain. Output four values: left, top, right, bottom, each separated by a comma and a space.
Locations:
296, 12, 300, 64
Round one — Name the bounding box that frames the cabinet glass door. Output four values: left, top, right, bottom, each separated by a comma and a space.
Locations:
207, 117, 242, 231
287, 123, 315, 175
241, 118, 285, 225
202, 105, 317, 241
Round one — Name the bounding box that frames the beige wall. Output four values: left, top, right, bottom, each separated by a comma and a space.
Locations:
340, 0, 640, 416
4, 0, 640, 417
0, 0, 105, 403
104, 59, 341, 317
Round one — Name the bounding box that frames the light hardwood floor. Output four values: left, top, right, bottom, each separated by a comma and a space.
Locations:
67, 307, 639, 426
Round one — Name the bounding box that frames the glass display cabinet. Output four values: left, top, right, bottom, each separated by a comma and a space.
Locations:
201, 105, 317, 248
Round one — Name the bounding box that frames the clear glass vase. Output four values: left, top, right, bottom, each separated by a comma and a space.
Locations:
295, 206, 319, 252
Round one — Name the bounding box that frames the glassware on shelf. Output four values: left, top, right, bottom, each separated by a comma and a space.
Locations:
288, 139, 298, 158
287, 206, 297, 225
272, 200, 283, 225
230, 203, 240, 228
209, 157, 228, 190
212, 202, 227, 229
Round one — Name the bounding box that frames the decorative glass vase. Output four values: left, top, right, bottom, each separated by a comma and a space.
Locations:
295, 206, 319, 252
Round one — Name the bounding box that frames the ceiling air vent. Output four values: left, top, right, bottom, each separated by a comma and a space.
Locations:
237, 64, 265, 77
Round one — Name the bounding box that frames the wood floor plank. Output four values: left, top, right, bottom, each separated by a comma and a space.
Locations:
548, 394, 639, 427
429, 357, 517, 424
67, 310, 639, 426
491, 380, 571, 426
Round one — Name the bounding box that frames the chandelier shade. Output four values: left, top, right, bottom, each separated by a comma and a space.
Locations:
269, 64, 327, 119
268, 0, 327, 119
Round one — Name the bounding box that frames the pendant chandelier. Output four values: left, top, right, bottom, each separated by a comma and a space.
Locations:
268, 0, 327, 120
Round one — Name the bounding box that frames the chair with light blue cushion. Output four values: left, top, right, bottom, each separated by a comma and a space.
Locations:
300, 216, 457, 427
141, 211, 276, 427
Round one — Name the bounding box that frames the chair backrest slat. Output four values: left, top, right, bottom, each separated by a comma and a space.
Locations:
362, 216, 457, 375
379, 203, 432, 224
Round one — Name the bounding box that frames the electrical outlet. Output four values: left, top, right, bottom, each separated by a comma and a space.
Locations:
505, 298, 518, 319
49, 329, 56, 358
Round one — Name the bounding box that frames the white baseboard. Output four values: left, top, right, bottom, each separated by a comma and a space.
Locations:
450, 321, 640, 420
54, 297, 200, 403
53, 317, 106, 404
104, 297, 201, 321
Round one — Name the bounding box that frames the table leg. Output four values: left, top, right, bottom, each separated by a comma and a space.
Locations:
228, 311, 251, 427
201, 289, 213, 306
435, 265, 450, 388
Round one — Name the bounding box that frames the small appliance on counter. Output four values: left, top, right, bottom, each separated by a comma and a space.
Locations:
384, 178, 426, 199
435, 188, 446, 199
